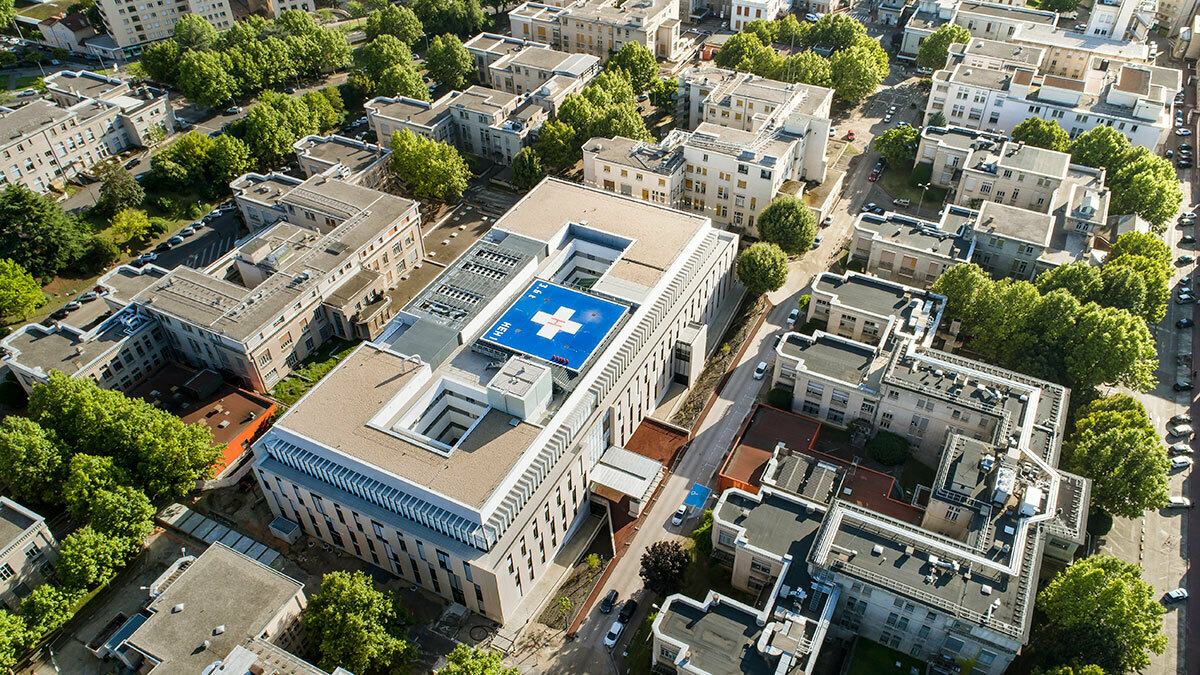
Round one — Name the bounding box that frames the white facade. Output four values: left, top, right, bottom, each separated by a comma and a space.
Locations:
94, 0, 233, 52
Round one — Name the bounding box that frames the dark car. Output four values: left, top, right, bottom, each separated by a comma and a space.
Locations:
1180, 160, 1193, 169
599, 589, 618, 614
50, 308, 70, 320
1184, 234, 1197, 244
155, 242, 173, 253
1179, 318, 1195, 328
1175, 381, 1195, 391
618, 599, 638, 624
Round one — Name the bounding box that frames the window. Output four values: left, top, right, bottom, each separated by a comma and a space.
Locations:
436, 549, 451, 571
0, 564, 13, 581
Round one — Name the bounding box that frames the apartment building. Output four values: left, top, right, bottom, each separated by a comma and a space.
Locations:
93, 0, 234, 55
464, 33, 601, 113
924, 40, 1177, 150
0, 71, 171, 193
37, 13, 96, 54
0, 499, 56, 612
915, 126, 1111, 279
251, 179, 739, 624
1085, 0, 1156, 40
105, 544, 320, 673
365, 92, 458, 145
677, 66, 834, 135
850, 209, 977, 289
729, 0, 789, 31
292, 134, 391, 189
509, 0, 686, 62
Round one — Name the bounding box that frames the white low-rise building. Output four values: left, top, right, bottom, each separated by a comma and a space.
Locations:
508, 0, 686, 62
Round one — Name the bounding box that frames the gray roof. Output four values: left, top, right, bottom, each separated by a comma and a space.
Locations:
367, 93, 458, 129
777, 332, 878, 385
584, 134, 686, 175
127, 544, 303, 675
656, 598, 776, 675
813, 272, 932, 319
976, 201, 1054, 245
294, 135, 390, 176
717, 491, 824, 558
855, 212, 975, 261
996, 142, 1070, 177
0, 99, 74, 143
956, 38, 1044, 66
957, 1, 1055, 24
44, 69, 125, 99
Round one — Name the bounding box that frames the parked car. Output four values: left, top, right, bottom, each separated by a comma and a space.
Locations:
1172, 412, 1192, 424
1178, 255, 1196, 264
882, 114, 892, 124
868, 170, 880, 182
1171, 423, 1195, 437
753, 361, 768, 380
618, 599, 638, 624
1168, 496, 1193, 508
915, 66, 932, 76
1178, 317, 1194, 328
846, 130, 855, 141
861, 202, 877, 212
155, 242, 172, 253
828, 127, 836, 137
821, 216, 833, 228
787, 308, 800, 326
180, 225, 196, 237
1175, 380, 1195, 391
1167, 150, 1175, 158
812, 234, 823, 249
1183, 234, 1197, 244
603, 621, 624, 649
16, 88, 36, 97
804, 12, 820, 21
136, 252, 157, 264
1176, 292, 1194, 304
50, 308, 70, 320
63, 301, 81, 312
893, 198, 910, 207
671, 504, 688, 526
1166, 588, 1189, 602
1169, 442, 1193, 455
1074, 23, 1087, 30
167, 235, 185, 246
78, 291, 99, 303
1179, 160, 1193, 168
1178, 128, 1193, 136
1171, 456, 1193, 470
224, 106, 243, 115
600, 589, 618, 614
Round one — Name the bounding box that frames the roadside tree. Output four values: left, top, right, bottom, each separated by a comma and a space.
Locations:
736, 243, 788, 295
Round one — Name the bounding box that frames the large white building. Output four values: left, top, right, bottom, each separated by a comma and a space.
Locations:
250, 179, 740, 623
924, 38, 1178, 150
582, 66, 834, 236
508, 0, 686, 62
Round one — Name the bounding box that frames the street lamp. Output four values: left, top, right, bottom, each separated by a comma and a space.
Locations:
916, 182, 931, 215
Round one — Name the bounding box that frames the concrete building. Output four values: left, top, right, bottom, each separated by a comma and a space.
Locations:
1085, 0, 1156, 40
850, 208, 978, 289
508, 0, 686, 62
924, 41, 1176, 149
292, 134, 391, 189
104, 543, 330, 673
365, 93, 458, 146
251, 178, 740, 624
582, 66, 834, 235
729, 0, 789, 31
464, 33, 601, 113
93, 0, 233, 55
0, 70, 171, 193
37, 13, 96, 54
0, 499, 56, 612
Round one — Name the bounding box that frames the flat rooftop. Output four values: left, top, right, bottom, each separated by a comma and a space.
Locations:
657, 599, 775, 675
102, 265, 169, 303
721, 404, 820, 492
975, 201, 1054, 245
128, 544, 302, 674
957, 38, 1044, 67
813, 272, 932, 318
995, 142, 1070, 177
584, 134, 686, 175
856, 213, 975, 260
717, 491, 824, 559
279, 343, 543, 509
777, 332, 878, 385
3, 318, 139, 378
0, 99, 73, 143
367, 92, 457, 128
294, 135, 389, 176
45, 70, 125, 100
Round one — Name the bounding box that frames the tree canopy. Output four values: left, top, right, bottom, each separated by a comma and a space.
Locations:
1012, 118, 1070, 153
305, 570, 414, 674
0, 417, 62, 504
389, 130, 471, 200
96, 164, 145, 216
364, 4, 422, 45
737, 243, 789, 295
916, 24, 970, 71
1034, 555, 1167, 673
1064, 395, 1169, 518
607, 42, 657, 92
0, 259, 45, 323
412, 0, 486, 37
830, 42, 887, 103
872, 126, 920, 168
1070, 127, 1182, 229
55, 526, 128, 591
757, 195, 816, 255
536, 69, 649, 170
438, 644, 518, 675
426, 34, 475, 90
511, 147, 545, 191
0, 185, 90, 280
639, 540, 689, 597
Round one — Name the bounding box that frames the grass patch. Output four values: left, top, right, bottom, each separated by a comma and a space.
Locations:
624, 609, 657, 675
879, 168, 947, 207
17, 0, 75, 21
898, 457, 936, 496
846, 636, 927, 675
10, 75, 45, 93
271, 339, 359, 405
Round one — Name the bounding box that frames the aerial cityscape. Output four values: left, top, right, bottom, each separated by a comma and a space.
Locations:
0, 0, 1192, 672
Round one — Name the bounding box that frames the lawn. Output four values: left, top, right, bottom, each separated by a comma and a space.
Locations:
271, 339, 360, 405
846, 636, 927, 675
9, 75, 45, 93
898, 457, 936, 496
879, 169, 947, 208
16, 0, 75, 21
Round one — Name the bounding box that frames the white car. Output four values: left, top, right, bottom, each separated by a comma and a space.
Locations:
787, 308, 800, 326
1166, 587, 1189, 602
1168, 496, 1193, 508
671, 504, 687, 526
1169, 442, 1193, 455
603, 620, 624, 649
753, 361, 768, 379
1171, 456, 1194, 470
1178, 128, 1193, 136
17, 88, 36, 97
1170, 423, 1194, 438
828, 127, 836, 138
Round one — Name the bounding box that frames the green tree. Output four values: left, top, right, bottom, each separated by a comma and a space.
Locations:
742, 18, 778, 45
830, 43, 885, 103
1069, 125, 1131, 172
535, 120, 578, 171
916, 24, 970, 71
0, 184, 90, 279
871, 126, 920, 168
241, 103, 297, 168
177, 50, 237, 107
165, 131, 216, 178
21, 585, 79, 638
389, 129, 471, 200
426, 34, 475, 90
777, 51, 832, 87
140, 39, 181, 85
648, 76, 678, 112
55, 526, 127, 591
1109, 231, 1172, 268
867, 431, 909, 465
377, 63, 429, 100
1107, 253, 1169, 324
1035, 555, 1167, 673
929, 110, 947, 126
412, 0, 485, 37
715, 32, 769, 70
207, 134, 253, 185
806, 13, 867, 51
598, 103, 652, 141
511, 146, 545, 191
107, 209, 152, 245
775, 14, 808, 43
1065, 395, 1169, 518
0, 417, 62, 504
173, 14, 217, 49
1012, 118, 1070, 152
0, 611, 26, 671
1065, 303, 1157, 392
931, 263, 993, 323
365, 4, 422, 45
1033, 667, 1106, 675
97, 165, 145, 216
305, 570, 414, 674
62, 454, 128, 522
0, 259, 45, 323
89, 486, 155, 545
690, 509, 713, 558
639, 540, 689, 597
355, 34, 413, 81
1034, 262, 1101, 303
607, 42, 657, 92
736, 242, 788, 295
439, 644, 518, 675
1098, 264, 1146, 318
1108, 149, 1183, 228
757, 195, 816, 255
0, 0, 15, 27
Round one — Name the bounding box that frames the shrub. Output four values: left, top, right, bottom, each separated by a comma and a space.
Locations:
798, 294, 810, 313
867, 431, 910, 466
1087, 508, 1114, 536
690, 510, 713, 558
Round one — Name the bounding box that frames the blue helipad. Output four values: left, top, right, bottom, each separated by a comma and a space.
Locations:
481, 281, 626, 371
